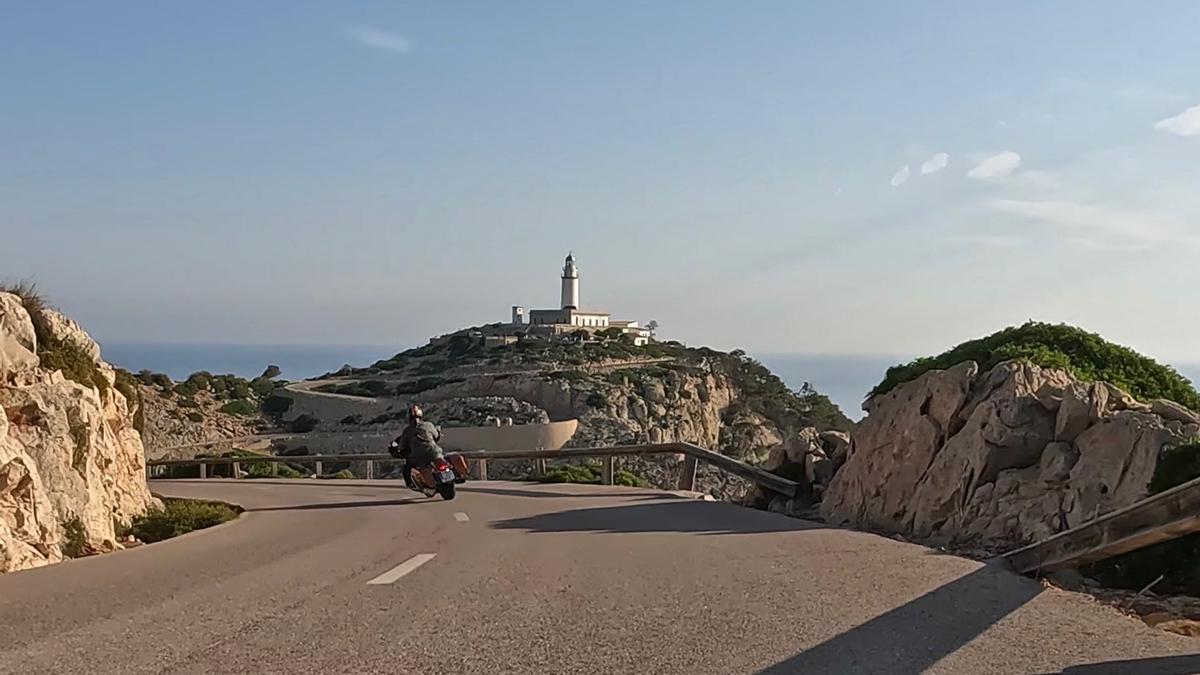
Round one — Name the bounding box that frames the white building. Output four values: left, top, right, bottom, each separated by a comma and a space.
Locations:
515, 253, 650, 345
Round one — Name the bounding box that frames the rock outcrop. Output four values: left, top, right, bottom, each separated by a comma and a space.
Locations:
0, 293, 157, 572
822, 360, 1197, 550
140, 387, 263, 460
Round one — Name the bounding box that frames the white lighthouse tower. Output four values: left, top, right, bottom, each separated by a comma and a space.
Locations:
560, 252, 579, 310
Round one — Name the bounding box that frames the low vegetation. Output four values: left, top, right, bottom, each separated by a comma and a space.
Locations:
123, 498, 240, 544
60, 517, 88, 558
534, 462, 648, 488
871, 321, 1200, 409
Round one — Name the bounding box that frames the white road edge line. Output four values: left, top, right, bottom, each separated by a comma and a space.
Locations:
366, 553, 437, 585
454, 512, 470, 522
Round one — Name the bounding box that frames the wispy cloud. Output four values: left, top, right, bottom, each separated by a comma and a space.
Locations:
920, 153, 949, 175
346, 26, 413, 54
967, 151, 1021, 179
889, 165, 911, 187
1057, 77, 1185, 102
1154, 104, 1200, 137
987, 198, 1200, 250
944, 234, 1023, 247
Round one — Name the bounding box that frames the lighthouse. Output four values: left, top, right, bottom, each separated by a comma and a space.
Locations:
560, 252, 579, 310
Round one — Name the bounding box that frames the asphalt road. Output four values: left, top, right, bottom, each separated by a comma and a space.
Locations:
1, 480, 1197, 674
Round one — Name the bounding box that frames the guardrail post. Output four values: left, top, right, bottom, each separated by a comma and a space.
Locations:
602, 456, 614, 485
678, 454, 698, 491
271, 461, 278, 477
315, 460, 323, 477
233, 461, 242, 479
533, 458, 546, 478
478, 458, 488, 481
366, 459, 374, 480
199, 462, 207, 479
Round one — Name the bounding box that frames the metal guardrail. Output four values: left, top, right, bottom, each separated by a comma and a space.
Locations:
146, 441, 799, 497
1000, 475, 1200, 574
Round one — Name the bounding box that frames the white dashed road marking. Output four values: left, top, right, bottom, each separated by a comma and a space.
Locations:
454, 512, 470, 522
366, 554, 437, 585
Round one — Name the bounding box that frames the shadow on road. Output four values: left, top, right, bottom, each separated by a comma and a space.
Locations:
461, 485, 673, 501
757, 565, 1043, 673
1042, 655, 1200, 674
491, 499, 821, 535
248, 498, 422, 512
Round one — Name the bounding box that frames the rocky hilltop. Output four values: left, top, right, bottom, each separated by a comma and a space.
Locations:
286, 330, 852, 499
821, 323, 1200, 559
0, 290, 157, 572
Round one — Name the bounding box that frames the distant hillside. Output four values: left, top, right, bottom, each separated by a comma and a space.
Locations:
297, 329, 852, 500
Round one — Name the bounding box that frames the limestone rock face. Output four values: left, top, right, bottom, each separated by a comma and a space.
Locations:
0, 292, 158, 573
0, 295, 38, 378
822, 360, 1194, 550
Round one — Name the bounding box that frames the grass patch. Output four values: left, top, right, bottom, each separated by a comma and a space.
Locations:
124, 498, 240, 544
871, 321, 1200, 409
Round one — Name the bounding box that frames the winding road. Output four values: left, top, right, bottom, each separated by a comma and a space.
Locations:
1, 480, 1197, 674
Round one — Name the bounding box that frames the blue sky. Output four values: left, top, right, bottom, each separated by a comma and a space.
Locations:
3, 2, 1199, 363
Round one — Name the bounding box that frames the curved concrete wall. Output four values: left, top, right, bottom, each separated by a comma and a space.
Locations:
440, 419, 578, 451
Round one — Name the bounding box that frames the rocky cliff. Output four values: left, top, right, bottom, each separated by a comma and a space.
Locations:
0, 292, 157, 572
821, 359, 1199, 550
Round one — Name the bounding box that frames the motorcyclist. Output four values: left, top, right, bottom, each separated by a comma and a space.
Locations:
389, 404, 445, 489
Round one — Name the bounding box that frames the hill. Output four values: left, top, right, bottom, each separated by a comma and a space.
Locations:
288, 329, 853, 499
871, 321, 1199, 409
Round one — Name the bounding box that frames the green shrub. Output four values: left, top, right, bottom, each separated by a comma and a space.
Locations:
174, 371, 213, 398
60, 517, 88, 558
261, 394, 294, 419
318, 469, 356, 479
247, 462, 303, 478
532, 463, 648, 488
537, 464, 601, 484
218, 399, 257, 416
185, 411, 205, 423
614, 470, 648, 488
125, 499, 240, 543
586, 392, 608, 409
113, 368, 145, 433
870, 321, 1200, 409
289, 414, 319, 433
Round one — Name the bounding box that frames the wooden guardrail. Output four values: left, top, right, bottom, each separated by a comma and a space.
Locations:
1000, 475, 1200, 574
145, 442, 799, 497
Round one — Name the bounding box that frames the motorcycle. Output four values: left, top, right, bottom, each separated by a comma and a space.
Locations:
409, 454, 469, 501
388, 438, 469, 500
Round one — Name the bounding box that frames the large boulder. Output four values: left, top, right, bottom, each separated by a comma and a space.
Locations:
822, 360, 1193, 550
0, 294, 157, 572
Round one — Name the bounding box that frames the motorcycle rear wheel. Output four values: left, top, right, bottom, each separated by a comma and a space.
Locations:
437, 482, 456, 501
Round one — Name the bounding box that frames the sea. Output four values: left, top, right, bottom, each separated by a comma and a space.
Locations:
102, 343, 1200, 423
